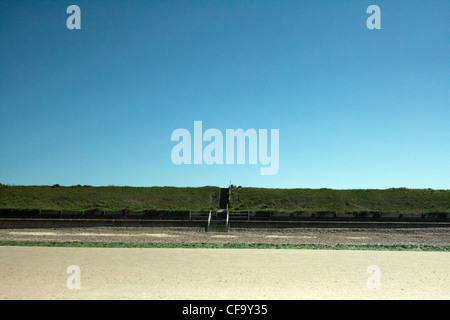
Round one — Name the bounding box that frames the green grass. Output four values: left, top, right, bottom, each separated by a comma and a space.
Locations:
0, 240, 448, 251
0, 184, 449, 214
230, 187, 450, 214
0, 185, 220, 211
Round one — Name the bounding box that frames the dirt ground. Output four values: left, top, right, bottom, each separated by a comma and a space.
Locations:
0, 226, 449, 246
1, 227, 449, 300
0, 246, 449, 300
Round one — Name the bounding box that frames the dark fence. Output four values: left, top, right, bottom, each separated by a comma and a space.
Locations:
0, 208, 448, 222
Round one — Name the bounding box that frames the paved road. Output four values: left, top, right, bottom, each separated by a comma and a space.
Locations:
0, 246, 449, 300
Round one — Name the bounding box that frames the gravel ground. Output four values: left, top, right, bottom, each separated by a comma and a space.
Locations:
0, 226, 449, 246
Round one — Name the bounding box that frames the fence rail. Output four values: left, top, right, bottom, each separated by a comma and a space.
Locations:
0, 208, 449, 230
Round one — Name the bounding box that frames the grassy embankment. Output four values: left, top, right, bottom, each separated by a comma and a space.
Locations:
0, 184, 449, 214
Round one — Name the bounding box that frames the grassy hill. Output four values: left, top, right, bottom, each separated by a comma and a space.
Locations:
230, 187, 450, 214
0, 184, 449, 214
0, 185, 220, 211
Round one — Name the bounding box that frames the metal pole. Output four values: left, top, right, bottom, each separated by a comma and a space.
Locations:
207, 210, 212, 232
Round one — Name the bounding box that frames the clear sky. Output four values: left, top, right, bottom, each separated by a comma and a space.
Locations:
0, 0, 449, 189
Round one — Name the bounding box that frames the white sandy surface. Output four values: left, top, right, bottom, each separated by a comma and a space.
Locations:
0, 246, 448, 300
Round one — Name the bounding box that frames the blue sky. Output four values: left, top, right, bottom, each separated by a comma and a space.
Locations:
0, 0, 449, 189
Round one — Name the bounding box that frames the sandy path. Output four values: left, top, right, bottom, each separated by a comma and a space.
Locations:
0, 246, 449, 300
